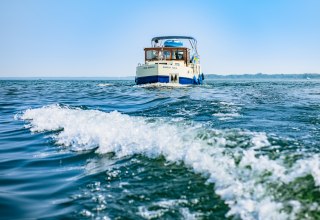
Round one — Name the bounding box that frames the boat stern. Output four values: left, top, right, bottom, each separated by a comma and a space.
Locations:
136, 64, 170, 84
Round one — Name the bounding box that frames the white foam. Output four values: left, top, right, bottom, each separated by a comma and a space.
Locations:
80, 209, 94, 217
20, 105, 320, 220
213, 112, 240, 120
212, 101, 241, 120
134, 82, 190, 88
138, 206, 166, 219
97, 83, 113, 87
179, 208, 199, 220
154, 199, 188, 208
138, 199, 199, 219
219, 101, 236, 106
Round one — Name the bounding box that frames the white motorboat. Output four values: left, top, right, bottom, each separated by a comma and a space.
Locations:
135, 36, 204, 85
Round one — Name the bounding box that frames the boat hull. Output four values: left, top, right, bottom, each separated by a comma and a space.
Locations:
135, 75, 198, 85
135, 64, 203, 85
136, 75, 169, 84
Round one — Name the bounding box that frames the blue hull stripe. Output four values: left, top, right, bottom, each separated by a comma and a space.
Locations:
136, 75, 202, 85
179, 77, 194, 84
136, 75, 169, 84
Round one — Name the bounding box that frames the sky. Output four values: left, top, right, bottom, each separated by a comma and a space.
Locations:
0, 0, 319, 77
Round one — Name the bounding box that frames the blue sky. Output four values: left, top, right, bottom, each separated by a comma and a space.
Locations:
0, 0, 319, 77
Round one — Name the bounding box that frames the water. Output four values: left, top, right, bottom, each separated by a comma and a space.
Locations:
1, 78, 320, 219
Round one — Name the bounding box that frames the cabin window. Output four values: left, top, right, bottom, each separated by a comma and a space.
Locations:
146, 50, 158, 60
163, 50, 171, 59
146, 50, 171, 60
172, 50, 184, 60
145, 48, 188, 62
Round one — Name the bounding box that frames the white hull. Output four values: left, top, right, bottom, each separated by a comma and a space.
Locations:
136, 61, 203, 85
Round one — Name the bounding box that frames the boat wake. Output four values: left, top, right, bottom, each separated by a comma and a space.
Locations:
20, 105, 320, 220
97, 83, 113, 87
134, 82, 190, 88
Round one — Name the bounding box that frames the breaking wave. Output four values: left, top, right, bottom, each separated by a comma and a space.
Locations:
20, 105, 320, 220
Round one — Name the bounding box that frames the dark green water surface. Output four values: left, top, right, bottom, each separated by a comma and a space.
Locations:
1, 79, 320, 219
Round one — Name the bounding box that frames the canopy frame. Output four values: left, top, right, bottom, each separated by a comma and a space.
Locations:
151, 36, 198, 55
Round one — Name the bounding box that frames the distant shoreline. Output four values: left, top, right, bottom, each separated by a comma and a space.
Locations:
206, 73, 320, 79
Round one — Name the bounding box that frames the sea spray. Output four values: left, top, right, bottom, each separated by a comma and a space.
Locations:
21, 105, 320, 219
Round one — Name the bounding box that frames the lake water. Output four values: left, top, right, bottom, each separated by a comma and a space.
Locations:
1, 79, 320, 219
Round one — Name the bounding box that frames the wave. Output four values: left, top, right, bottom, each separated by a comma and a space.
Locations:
20, 105, 320, 220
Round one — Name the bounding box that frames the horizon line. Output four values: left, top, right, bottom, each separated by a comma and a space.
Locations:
0, 72, 320, 78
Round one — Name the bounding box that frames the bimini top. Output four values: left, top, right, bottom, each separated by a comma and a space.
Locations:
151, 36, 198, 54
151, 36, 196, 43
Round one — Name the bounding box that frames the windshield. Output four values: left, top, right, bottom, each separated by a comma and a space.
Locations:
145, 48, 187, 61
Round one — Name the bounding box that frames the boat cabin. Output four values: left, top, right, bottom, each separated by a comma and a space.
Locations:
144, 47, 190, 65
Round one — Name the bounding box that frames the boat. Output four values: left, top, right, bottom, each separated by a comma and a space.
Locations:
135, 36, 204, 85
